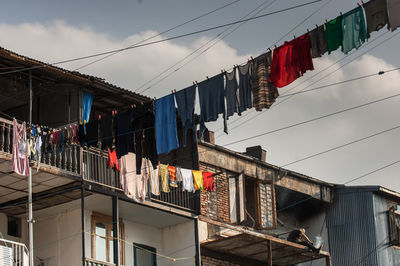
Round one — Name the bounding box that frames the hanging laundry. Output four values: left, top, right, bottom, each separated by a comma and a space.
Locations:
82, 92, 94, 123
64, 126, 73, 146
52, 130, 61, 146
35, 135, 42, 171
176, 166, 183, 182
292, 33, 314, 75
325, 16, 343, 54
119, 152, 146, 202
168, 165, 178, 188
77, 124, 86, 146
309, 25, 328, 58
270, 42, 300, 88
132, 102, 158, 172
150, 163, 160, 196
342, 6, 367, 54
56, 130, 65, 154
107, 148, 120, 172
192, 170, 204, 191
72, 124, 79, 144
203, 171, 215, 192
29, 138, 35, 156
159, 164, 170, 193
198, 73, 227, 138
181, 168, 195, 192
175, 85, 197, 147
237, 62, 253, 113
100, 114, 113, 150
387, 0, 400, 31
251, 52, 279, 110
115, 109, 135, 158
364, 0, 388, 37
225, 68, 239, 118
155, 95, 179, 155
85, 119, 99, 148
12, 119, 30, 176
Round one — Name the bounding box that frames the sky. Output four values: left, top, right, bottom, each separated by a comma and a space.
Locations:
1, 0, 400, 192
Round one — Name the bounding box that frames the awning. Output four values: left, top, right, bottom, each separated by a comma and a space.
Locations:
200, 217, 331, 266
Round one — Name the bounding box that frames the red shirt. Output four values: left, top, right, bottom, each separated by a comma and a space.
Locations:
202, 171, 215, 192
291, 33, 314, 76
270, 41, 300, 88
107, 148, 120, 172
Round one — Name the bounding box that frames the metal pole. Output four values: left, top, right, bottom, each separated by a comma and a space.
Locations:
112, 196, 119, 265
28, 70, 34, 266
194, 218, 201, 266
81, 185, 86, 266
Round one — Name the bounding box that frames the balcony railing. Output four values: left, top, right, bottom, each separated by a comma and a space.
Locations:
0, 237, 28, 266
0, 117, 197, 212
85, 258, 116, 266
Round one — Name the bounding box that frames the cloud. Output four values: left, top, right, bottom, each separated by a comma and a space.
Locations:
0, 20, 399, 191
0, 20, 250, 97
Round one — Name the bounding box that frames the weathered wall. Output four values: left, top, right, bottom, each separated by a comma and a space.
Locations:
201, 255, 240, 266
373, 194, 400, 266
0, 212, 28, 247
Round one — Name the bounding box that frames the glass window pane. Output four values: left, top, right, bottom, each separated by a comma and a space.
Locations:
109, 229, 114, 263
95, 222, 107, 262
134, 244, 156, 266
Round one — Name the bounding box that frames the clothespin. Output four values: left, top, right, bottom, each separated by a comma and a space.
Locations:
316, 24, 319, 28
361, 0, 365, 6
193, 81, 196, 86
325, 19, 328, 23
83, 120, 86, 124
250, 56, 254, 60
307, 28, 309, 33
206, 76, 209, 79
340, 12, 343, 16
174, 89, 176, 93
98, 114, 101, 120
357, 2, 361, 7
293, 35, 296, 39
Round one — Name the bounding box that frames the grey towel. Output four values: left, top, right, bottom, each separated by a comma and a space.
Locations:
364, 0, 387, 37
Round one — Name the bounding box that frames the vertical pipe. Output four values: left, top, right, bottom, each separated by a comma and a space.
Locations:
28, 70, 34, 266
81, 185, 86, 266
112, 196, 119, 265
194, 218, 201, 266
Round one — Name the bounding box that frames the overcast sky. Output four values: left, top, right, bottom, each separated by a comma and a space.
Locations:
1, 0, 400, 192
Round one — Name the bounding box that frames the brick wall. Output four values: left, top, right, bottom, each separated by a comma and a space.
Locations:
202, 256, 240, 266
199, 163, 230, 224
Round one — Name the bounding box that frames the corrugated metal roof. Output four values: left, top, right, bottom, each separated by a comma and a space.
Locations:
0, 46, 151, 103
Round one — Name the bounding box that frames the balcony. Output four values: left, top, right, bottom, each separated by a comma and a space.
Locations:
0, 117, 198, 213
0, 237, 28, 266
85, 258, 116, 266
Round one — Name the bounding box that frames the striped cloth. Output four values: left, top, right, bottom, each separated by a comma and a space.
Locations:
250, 52, 279, 111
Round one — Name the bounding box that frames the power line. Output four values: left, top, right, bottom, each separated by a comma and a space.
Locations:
0, 0, 321, 76
136, 0, 276, 94
281, 123, 400, 167
222, 92, 400, 147
215, 29, 397, 137
344, 159, 400, 185
73, 0, 242, 71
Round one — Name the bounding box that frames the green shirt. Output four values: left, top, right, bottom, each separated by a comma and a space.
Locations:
325, 16, 343, 54
342, 6, 367, 54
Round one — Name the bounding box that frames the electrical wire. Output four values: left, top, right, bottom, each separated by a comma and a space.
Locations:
73, 0, 242, 71
0, 0, 321, 76
214, 29, 398, 137
281, 123, 400, 168
344, 159, 400, 185
137, 0, 277, 94
222, 91, 400, 147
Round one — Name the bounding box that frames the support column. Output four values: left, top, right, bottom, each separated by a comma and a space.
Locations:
28, 70, 34, 266
81, 186, 86, 266
194, 218, 201, 266
325, 256, 332, 266
267, 240, 272, 266
112, 196, 119, 265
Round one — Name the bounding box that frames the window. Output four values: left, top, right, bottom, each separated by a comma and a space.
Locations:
229, 174, 276, 229
91, 212, 125, 264
134, 243, 156, 266
7, 216, 21, 238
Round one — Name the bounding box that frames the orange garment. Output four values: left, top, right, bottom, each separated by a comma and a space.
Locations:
108, 148, 120, 172
168, 165, 178, 187
202, 171, 215, 192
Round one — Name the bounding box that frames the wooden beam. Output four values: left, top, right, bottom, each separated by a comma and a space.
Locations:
267, 240, 272, 266
201, 247, 266, 266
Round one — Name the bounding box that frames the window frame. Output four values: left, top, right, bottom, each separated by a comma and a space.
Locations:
91, 212, 125, 265
133, 243, 157, 266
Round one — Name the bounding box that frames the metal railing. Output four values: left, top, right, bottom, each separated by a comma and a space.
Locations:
0, 237, 29, 266
85, 257, 116, 266
0, 117, 197, 212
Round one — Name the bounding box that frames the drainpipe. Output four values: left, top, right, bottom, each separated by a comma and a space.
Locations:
194, 217, 201, 266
